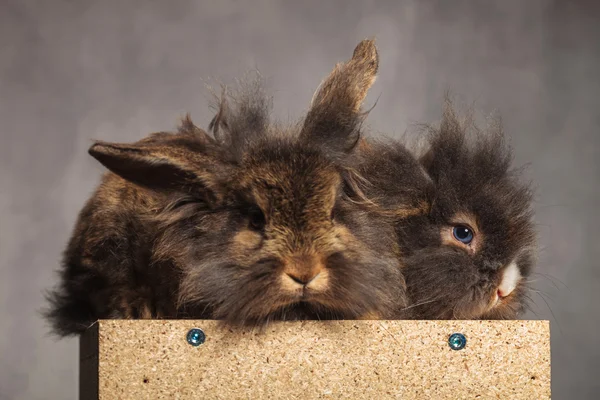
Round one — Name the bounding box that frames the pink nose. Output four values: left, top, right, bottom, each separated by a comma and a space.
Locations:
497, 288, 507, 298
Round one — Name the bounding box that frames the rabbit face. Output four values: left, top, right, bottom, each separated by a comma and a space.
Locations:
397, 101, 538, 320
156, 138, 405, 327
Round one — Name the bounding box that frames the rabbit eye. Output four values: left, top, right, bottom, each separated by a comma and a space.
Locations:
248, 207, 266, 231
453, 225, 474, 244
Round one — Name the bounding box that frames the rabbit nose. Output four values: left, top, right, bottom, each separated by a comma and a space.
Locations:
286, 271, 320, 285
283, 254, 324, 286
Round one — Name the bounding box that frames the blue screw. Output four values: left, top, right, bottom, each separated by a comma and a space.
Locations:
448, 332, 467, 350
186, 328, 206, 346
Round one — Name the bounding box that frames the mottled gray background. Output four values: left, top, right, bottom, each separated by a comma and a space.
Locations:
0, 0, 598, 399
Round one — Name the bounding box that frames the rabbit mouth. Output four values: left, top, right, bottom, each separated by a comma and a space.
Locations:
279, 269, 330, 300
270, 301, 348, 321
485, 260, 523, 311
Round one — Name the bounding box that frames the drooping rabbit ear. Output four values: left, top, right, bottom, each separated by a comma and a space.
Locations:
301, 39, 379, 156
88, 136, 229, 201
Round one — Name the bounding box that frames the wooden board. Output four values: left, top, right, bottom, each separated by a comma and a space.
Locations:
80, 319, 550, 399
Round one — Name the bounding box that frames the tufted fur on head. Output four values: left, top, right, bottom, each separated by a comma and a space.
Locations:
43, 39, 414, 336
393, 96, 538, 320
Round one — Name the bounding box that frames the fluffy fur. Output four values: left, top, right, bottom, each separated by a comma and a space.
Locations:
44, 40, 420, 336
360, 97, 538, 320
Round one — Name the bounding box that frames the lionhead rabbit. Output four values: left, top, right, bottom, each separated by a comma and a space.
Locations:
44, 39, 421, 336
379, 99, 538, 320
351, 93, 538, 320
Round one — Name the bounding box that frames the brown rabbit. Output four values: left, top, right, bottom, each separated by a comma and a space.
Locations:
44, 39, 419, 336
356, 98, 538, 320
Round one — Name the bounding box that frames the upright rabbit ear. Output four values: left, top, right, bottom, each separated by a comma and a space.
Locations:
301, 39, 379, 157
418, 96, 513, 186
179, 113, 215, 144
418, 96, 466, 174
208, 85, 231, 146
88, 134, 229, 202
208, 75, 272, 158
418, 147, 435, 173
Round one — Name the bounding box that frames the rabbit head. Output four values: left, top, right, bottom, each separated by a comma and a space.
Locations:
87, 40, 407, 328
395, 99, 538, 320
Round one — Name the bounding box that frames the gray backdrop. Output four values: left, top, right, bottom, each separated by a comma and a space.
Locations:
1, 1, 598, 399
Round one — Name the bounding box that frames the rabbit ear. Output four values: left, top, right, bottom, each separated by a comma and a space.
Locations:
418, 95, 467, 174
179, 113, 215, 143
208, 76, 272, 159
208, 85, 231, 146
419, 97, 513, 186
301, 39, 379, 156
88, 137, 229, 201
419, 147, 435, 172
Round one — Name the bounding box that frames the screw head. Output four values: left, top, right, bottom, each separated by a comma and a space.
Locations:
448, 332, 467, 350
186, 328, 206, 346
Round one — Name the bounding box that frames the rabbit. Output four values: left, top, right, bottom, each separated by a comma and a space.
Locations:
44, 39, 422, 337
357, 98, 538, 320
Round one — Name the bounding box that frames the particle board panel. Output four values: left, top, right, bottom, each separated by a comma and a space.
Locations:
79, 319, 550, 399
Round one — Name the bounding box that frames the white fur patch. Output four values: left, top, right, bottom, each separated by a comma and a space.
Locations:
498, 261, 521, 297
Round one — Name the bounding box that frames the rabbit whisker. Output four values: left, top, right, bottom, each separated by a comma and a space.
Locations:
530, 272, 569, 290
401, 296, 444, 311
530, 289, 564, 337
376, 321, 402, 346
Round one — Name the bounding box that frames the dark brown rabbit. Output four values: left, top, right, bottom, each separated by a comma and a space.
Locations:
359, 98, 538, 320
44, 39, 418, 336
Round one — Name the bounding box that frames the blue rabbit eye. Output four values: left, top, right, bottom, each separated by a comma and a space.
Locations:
453, 226, 473, 244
